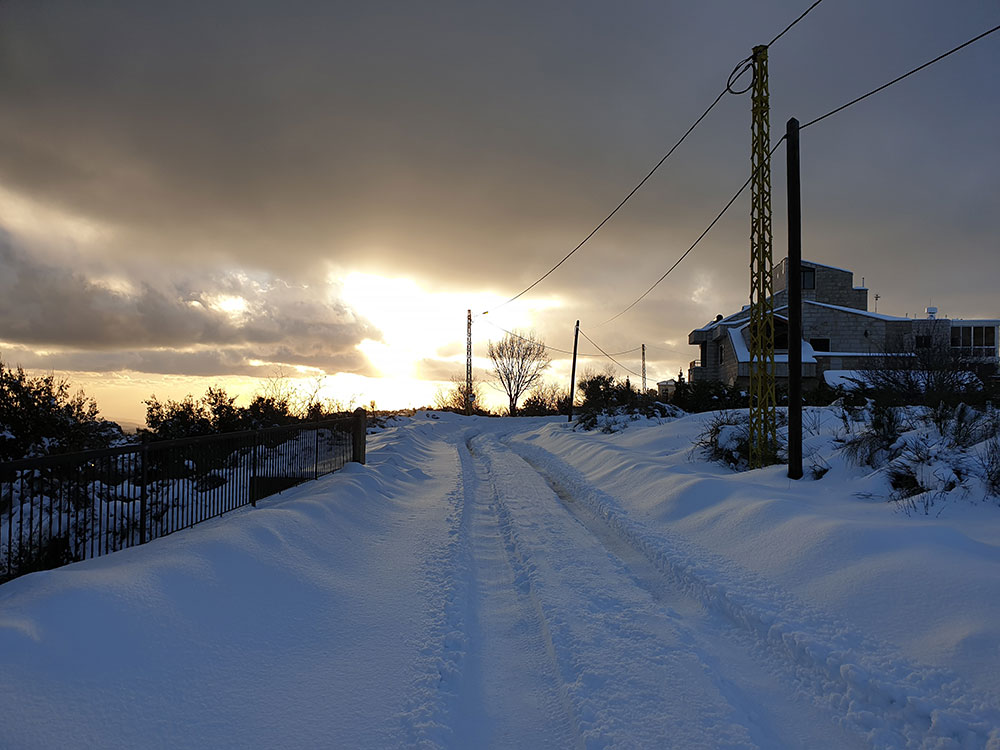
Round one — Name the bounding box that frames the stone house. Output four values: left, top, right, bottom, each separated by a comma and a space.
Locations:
688, 259, 999, 388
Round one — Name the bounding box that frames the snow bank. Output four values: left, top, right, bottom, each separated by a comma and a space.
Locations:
512, 412, 1000, 745
0, 418, 463, 749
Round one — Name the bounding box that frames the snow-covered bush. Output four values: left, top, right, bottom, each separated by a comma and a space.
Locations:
837, 403, 909, 469
837, 402, 1000, 513
885, 436, 971, 515
574, 373, 681, 433
693, 410, 785, 471
979, 437, 1000, 497
928, 402, 991, 448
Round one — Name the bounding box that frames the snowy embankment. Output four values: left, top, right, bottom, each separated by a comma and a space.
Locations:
0, 419, 467, 749
1, 409, 999, 749
511, 414, 1000, 747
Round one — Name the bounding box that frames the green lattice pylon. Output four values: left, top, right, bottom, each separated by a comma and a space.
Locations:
748, 45, 777, 469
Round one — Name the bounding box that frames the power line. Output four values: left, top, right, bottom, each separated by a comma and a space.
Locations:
643, 344, 683, 355
482, 318, 640, 358
599, 138, 785, 326
801, 23, 1000, 130
480, 0, 828, 317
578, 329, 642, 378
600, 22, 1000, 325
480, 88, 729, 315
767, 0, 826, 47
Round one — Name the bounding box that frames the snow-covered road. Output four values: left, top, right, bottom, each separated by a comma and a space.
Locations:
460, 430, 863, 748
2, 412, 999, 748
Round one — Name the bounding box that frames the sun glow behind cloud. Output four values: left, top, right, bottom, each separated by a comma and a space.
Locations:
340, 271, 562, 406
0, 185, 112, 247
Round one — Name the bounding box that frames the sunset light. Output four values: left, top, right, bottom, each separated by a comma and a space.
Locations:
2, 3, 999, 744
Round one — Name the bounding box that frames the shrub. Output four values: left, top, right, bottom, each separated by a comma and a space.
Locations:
670, 379, 747, 413
693, 410, 785, 471
0, 359, 122, 461
886, 436, 970, 515
928, 402, 990, 448
856, 344, 989, 408
979, 437, 1000, 498
520, 382, 566, 417
838, 403, 908, 469
574, 374, 678, 432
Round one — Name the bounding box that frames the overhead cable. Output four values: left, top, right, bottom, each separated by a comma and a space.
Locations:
578, 329, 643, 378
600, 22, 1000, 324
482, 318, 640, 358
767, 0, 826, 47
801, 23, 1000, 130
480, 0, 828, 316
599, 138, 786, 326
479, 87, 729, 316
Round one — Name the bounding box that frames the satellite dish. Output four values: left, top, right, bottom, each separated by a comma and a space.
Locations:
469, 394, 476, 401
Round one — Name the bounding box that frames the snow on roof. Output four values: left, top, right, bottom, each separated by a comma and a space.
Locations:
728, 324, 816, 363
693, 308, 751, 332
812, 351, 902, 357
799, 259, 853, 274
728, 326, 750, 362
804, 299, 908, 321
823, 370, 864, 389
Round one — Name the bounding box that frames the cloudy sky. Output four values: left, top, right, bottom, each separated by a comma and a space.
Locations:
1, 0, 997, 423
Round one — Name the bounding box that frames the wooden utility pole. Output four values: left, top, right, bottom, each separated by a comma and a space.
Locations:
786, 117, 803, 480
568, 320, 580, 422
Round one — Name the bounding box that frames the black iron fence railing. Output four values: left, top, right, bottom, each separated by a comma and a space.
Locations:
1, 410, 367, 584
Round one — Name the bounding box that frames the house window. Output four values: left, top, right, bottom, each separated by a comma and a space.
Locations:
915, 335, 931, 349
951, 325, 998, 358
718, 342, 725, 364
810, 338, 830, 352
774, 319, 789, 349
801, 268, 815, 290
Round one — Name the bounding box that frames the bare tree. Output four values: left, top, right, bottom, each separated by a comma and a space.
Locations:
488, 330, 551, 416
434, 375, 487, 414
857, 342, 988, 408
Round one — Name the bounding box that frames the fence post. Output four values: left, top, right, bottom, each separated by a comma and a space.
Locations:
352, 408, 367, 465
139, 442, 148, 544
251, 431, 260, 507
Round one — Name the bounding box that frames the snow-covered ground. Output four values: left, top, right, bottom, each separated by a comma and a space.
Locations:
2, 410, 999, 749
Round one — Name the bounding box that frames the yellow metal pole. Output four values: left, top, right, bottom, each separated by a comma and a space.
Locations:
748, 45, 777, 468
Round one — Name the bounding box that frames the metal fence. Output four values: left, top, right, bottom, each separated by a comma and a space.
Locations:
1, 412, 366, 584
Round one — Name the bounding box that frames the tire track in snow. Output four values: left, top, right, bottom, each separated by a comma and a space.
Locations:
520, 452, 857, 750
511, 438, 1000, 749
472, 432, 763, 749
399, 440, 473, 748
400, 432, 583, 749
460, 436, 584, 749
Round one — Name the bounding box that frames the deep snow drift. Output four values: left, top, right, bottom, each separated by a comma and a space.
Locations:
1, 410, 999, 749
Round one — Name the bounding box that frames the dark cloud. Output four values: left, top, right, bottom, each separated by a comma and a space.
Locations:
0, 234, 378, 375
0, 0, 996, 389
0, 344, 373, 379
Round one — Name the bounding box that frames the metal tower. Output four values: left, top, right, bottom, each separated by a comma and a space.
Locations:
748, 45, 777, 468
466, 309, 473, 415
641, 344, 647, 394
